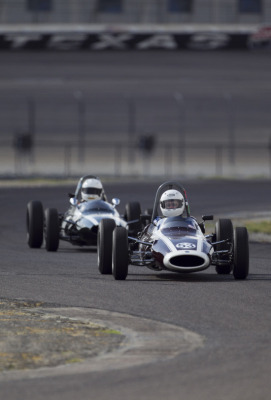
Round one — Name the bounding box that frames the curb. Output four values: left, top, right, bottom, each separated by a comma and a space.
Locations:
0, 301, 204, 381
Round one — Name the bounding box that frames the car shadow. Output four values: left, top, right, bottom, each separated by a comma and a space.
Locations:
126, 272, 232, 282
57, 248, 97, 254
125, 272, 271, 282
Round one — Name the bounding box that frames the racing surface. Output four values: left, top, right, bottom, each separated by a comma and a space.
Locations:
0, 179, 271, 399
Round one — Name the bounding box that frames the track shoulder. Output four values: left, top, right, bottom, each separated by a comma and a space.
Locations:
0, 301, 204, 382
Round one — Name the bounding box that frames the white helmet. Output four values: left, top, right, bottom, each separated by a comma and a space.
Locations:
81, 178, 103, 201
160, 190, 185, 217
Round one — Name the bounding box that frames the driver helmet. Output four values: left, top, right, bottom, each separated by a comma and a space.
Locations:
81, 178, 103, 201
160, 189, 185, 217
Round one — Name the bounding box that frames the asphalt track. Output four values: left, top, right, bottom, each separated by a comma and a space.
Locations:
0, 179, 271, 399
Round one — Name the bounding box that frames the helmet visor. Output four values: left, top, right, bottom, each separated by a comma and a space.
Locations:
161, 199, 183, 210
82, 188, 102, 196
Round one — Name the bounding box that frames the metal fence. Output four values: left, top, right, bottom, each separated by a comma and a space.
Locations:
1, 92, 270, 144
2, 140, 271, 179
0, 0, 271, 24
1, 89, 271, 178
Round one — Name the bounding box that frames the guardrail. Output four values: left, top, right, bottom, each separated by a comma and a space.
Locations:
2, 140, 271, 179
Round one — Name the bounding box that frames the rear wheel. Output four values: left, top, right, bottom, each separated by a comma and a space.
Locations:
26, 200, 44, 248
215, 219, 233, 274
112, 227, 129, 280
98, 219, 116, 274
142, 208, 153, 226
233, 227, 249, 280
125, 201, 141, 235
45, 208, 59, 252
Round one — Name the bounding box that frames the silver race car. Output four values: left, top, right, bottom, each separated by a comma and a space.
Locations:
26, 175, 141, 251
98, 181, 249, 280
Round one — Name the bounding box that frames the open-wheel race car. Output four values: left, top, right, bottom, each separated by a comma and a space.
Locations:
26, 175, 141, 252
98, 181, 249, 281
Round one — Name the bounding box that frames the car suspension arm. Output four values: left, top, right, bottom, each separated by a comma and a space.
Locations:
128, 236, 152, 246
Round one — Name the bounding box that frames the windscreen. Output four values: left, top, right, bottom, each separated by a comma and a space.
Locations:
161, 217, 198, 237
79, 200, 113, 214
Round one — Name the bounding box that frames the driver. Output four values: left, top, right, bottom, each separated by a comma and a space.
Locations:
152, 189, 185, 227
81, 178, 105, 202
160, 189, 185, 217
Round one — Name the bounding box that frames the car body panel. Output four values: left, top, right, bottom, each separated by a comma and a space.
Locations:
139, 215, 213, 272
61, 199, 127, 246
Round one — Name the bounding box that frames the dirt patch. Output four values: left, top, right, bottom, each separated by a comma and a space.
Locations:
0, 299, 124, 372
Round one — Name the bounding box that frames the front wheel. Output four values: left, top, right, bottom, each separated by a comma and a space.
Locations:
215, 218, 233, 274
26, 200, 44, 248
98, 219, 116, 274
112, 227, 129, 280
233, 227, 249, 280
45, 208, 59, 252
125, 201, 141, 235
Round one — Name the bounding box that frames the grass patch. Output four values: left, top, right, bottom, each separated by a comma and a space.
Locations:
203, 219, 271, 236
244, 220, 271, 235
65, 358, 83, 364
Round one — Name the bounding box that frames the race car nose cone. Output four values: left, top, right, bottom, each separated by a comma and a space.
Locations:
163, 250, 210, 272
170, 254, 205, 267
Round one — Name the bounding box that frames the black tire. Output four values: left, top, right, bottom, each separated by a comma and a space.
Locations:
233, 227, 249, 280
112, 227, 129, 280
125, 201, 141, 235
215, 218, 233, 274
26, 200, 44, 248
145, 208, 153, 216
144, 208, 153, 225
44, 208, 59, 252
98, 219, 116, 274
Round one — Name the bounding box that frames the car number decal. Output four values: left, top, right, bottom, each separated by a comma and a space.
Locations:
176, 242, 197, 249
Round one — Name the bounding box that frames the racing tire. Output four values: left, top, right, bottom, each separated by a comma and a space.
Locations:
233, 227, 249, 280
125, 201, 141, 235
112, 227, 129, 280
26, 200, 44, 248
143, 208, 153, 226
215, 219, 233, 274
44, 208, 59, 252
98, 219, 116, 274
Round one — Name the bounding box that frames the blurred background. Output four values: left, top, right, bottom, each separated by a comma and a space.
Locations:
0, 0, 270, 179
0, 0, 270, 24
